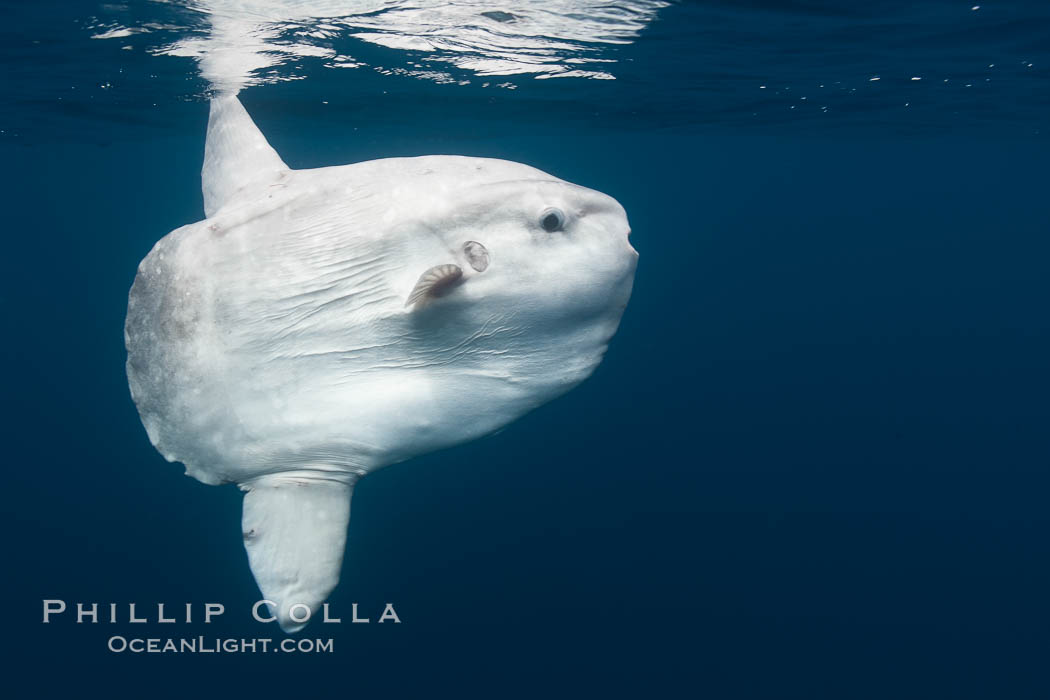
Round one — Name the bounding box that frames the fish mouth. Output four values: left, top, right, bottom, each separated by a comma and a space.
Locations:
626, 238, 639, 262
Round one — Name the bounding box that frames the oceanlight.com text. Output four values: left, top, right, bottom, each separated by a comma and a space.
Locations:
107, 636, 334, 654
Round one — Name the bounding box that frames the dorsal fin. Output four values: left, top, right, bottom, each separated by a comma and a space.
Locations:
202, 95, 289, 217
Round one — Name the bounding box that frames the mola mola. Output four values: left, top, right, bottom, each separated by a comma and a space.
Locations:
125, 95, 637, 632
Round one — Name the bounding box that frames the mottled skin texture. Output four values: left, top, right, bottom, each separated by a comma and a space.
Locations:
125, 96, 637, 631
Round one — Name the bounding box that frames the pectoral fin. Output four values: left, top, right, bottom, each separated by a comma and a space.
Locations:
405, 264, 464, 308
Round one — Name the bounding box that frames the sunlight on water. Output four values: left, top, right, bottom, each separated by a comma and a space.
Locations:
89, 0, 669, 92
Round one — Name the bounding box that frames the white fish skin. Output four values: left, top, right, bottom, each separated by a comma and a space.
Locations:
124, 95, 637, 632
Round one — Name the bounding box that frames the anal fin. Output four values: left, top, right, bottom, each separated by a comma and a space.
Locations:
240, 475, 352, 633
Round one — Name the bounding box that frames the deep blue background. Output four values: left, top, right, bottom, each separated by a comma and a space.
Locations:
2, 1, 1049, 697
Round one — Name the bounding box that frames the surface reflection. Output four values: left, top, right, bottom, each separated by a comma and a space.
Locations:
91, 0, 668, 92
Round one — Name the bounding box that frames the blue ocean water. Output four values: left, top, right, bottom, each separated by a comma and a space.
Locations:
2, 1, 1049, 697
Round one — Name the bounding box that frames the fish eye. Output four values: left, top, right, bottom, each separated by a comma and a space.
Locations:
539, 208, 566, 232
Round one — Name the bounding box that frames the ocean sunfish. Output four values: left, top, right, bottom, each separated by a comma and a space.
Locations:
124, 95, 637, 632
